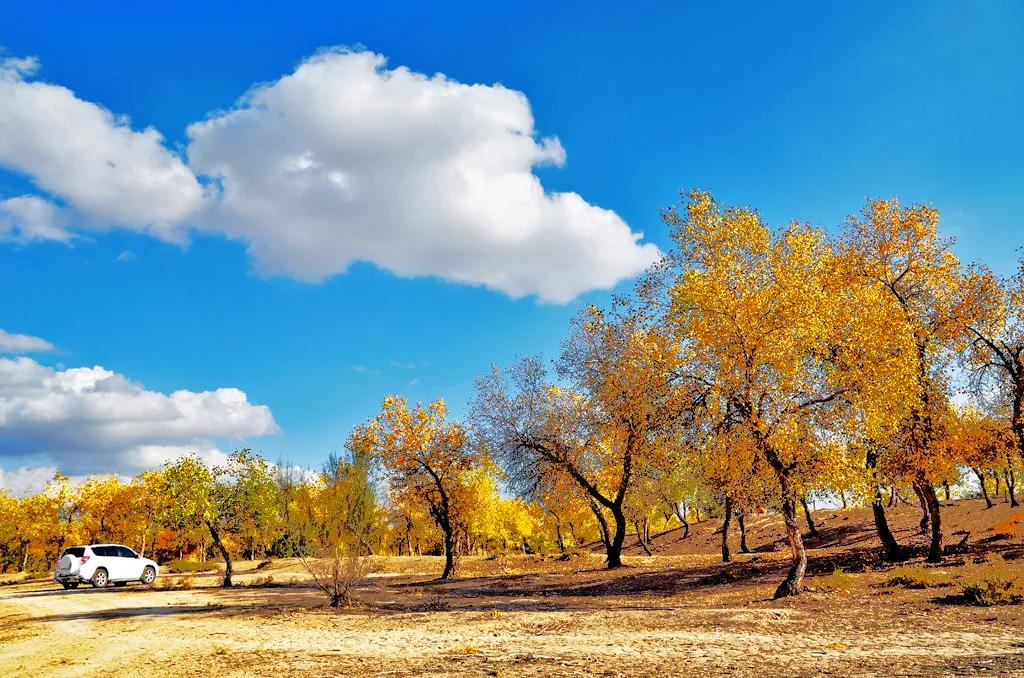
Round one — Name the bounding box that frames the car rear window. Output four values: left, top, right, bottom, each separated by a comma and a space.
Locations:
62, 547, 86, 558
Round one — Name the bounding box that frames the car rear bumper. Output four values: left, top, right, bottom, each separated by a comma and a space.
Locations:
54, 574, 82, 583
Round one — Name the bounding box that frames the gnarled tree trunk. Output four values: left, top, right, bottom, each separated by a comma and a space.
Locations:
720, 494, 733, 563
915, 477, 943, 563
872, 486, 905, 561
912, 483, 930, 534
762, 440, 807, 598
439, 517, 456, 579
737, 511, 751, 553
206, 520, 233, 588
974, 468, 994, 508
775, 482, 807, 598
589, 499, 611, 552
635, 520, 652, 556
607, 504, 627, 568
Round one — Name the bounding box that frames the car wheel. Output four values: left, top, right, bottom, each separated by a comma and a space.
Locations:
61, 582, 76, 590
91, 568, 109, 588
141, 566, 156, 586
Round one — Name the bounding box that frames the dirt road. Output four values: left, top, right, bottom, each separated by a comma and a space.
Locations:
2, 556, 1023, 677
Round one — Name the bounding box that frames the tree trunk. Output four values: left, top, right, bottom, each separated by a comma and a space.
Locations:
206, 521, 233, 587
866, 443, 905, 561
993, 471, 1003, 499
840, 492, 847, 509
1006, 469, 1019, 508
635, 520, 652, 556
912, 483, 930, 534
887, 487, 896, 508
607, 504, 627, 568
720, 495, 733, 563
589, 499, 611, 551
440, 519, 456, 579
774, 476, 807, 598
1014, 380, 1024, 470
974, 467, 994, 508
737, 511, 751, 554
568, 522, 580, 547
555, 520, 566, 553
915, 477, 943, 563
872, 486, 905, 561
943, 481, 952, 503
673, 499, 690, 538
800, 496, 818, 538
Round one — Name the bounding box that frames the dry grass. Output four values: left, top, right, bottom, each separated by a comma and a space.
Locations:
883, 565, 956, 589
2, 499, 1022, 676
164, 559, 221, 574
818, 567, 857, 592
960, 554, 1024, 606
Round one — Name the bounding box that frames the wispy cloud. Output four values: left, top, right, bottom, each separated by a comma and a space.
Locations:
0, 329, 54, 353
389, 360, 417, 370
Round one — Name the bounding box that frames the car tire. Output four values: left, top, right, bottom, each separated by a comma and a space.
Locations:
141, 566, 156, 586
91, 568, 109, 588
61, 582, 79, 590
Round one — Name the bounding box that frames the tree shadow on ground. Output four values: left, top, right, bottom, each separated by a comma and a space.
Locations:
380, 546, 890, 606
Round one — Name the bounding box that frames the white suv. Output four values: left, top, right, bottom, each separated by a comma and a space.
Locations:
54, 544, 159, 589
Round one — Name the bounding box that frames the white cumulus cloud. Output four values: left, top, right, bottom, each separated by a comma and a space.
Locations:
0, 195, 71, 242
0, 49, 659, 302
0, 329, 54, 353
0, 56, 204, 239
187, 49, 660, 302
0, 357, 278, 478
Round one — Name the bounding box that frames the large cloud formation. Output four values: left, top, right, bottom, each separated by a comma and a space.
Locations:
0, 50, 659, 302
0, 357, 278, 492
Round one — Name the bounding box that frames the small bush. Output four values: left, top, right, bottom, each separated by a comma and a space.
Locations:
302, 549, 378, 607
164, 560, 220, 574
247, 575, 275, 587
254, 559, 273, 571
960, 554, 1024, 606
820, 568, 856, 592
883, 566, 953, 589
158, 574, 196, 590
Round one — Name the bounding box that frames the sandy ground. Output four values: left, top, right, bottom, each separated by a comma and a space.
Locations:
2, 500, 1023, 677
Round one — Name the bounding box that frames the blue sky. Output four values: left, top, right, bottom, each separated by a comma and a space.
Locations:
1, 1, 1022, 489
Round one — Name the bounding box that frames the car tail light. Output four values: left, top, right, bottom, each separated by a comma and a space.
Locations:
80, 555, 90, 564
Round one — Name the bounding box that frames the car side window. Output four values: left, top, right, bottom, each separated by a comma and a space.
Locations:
118, 546, 138, 558
95, 546, 115, 557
